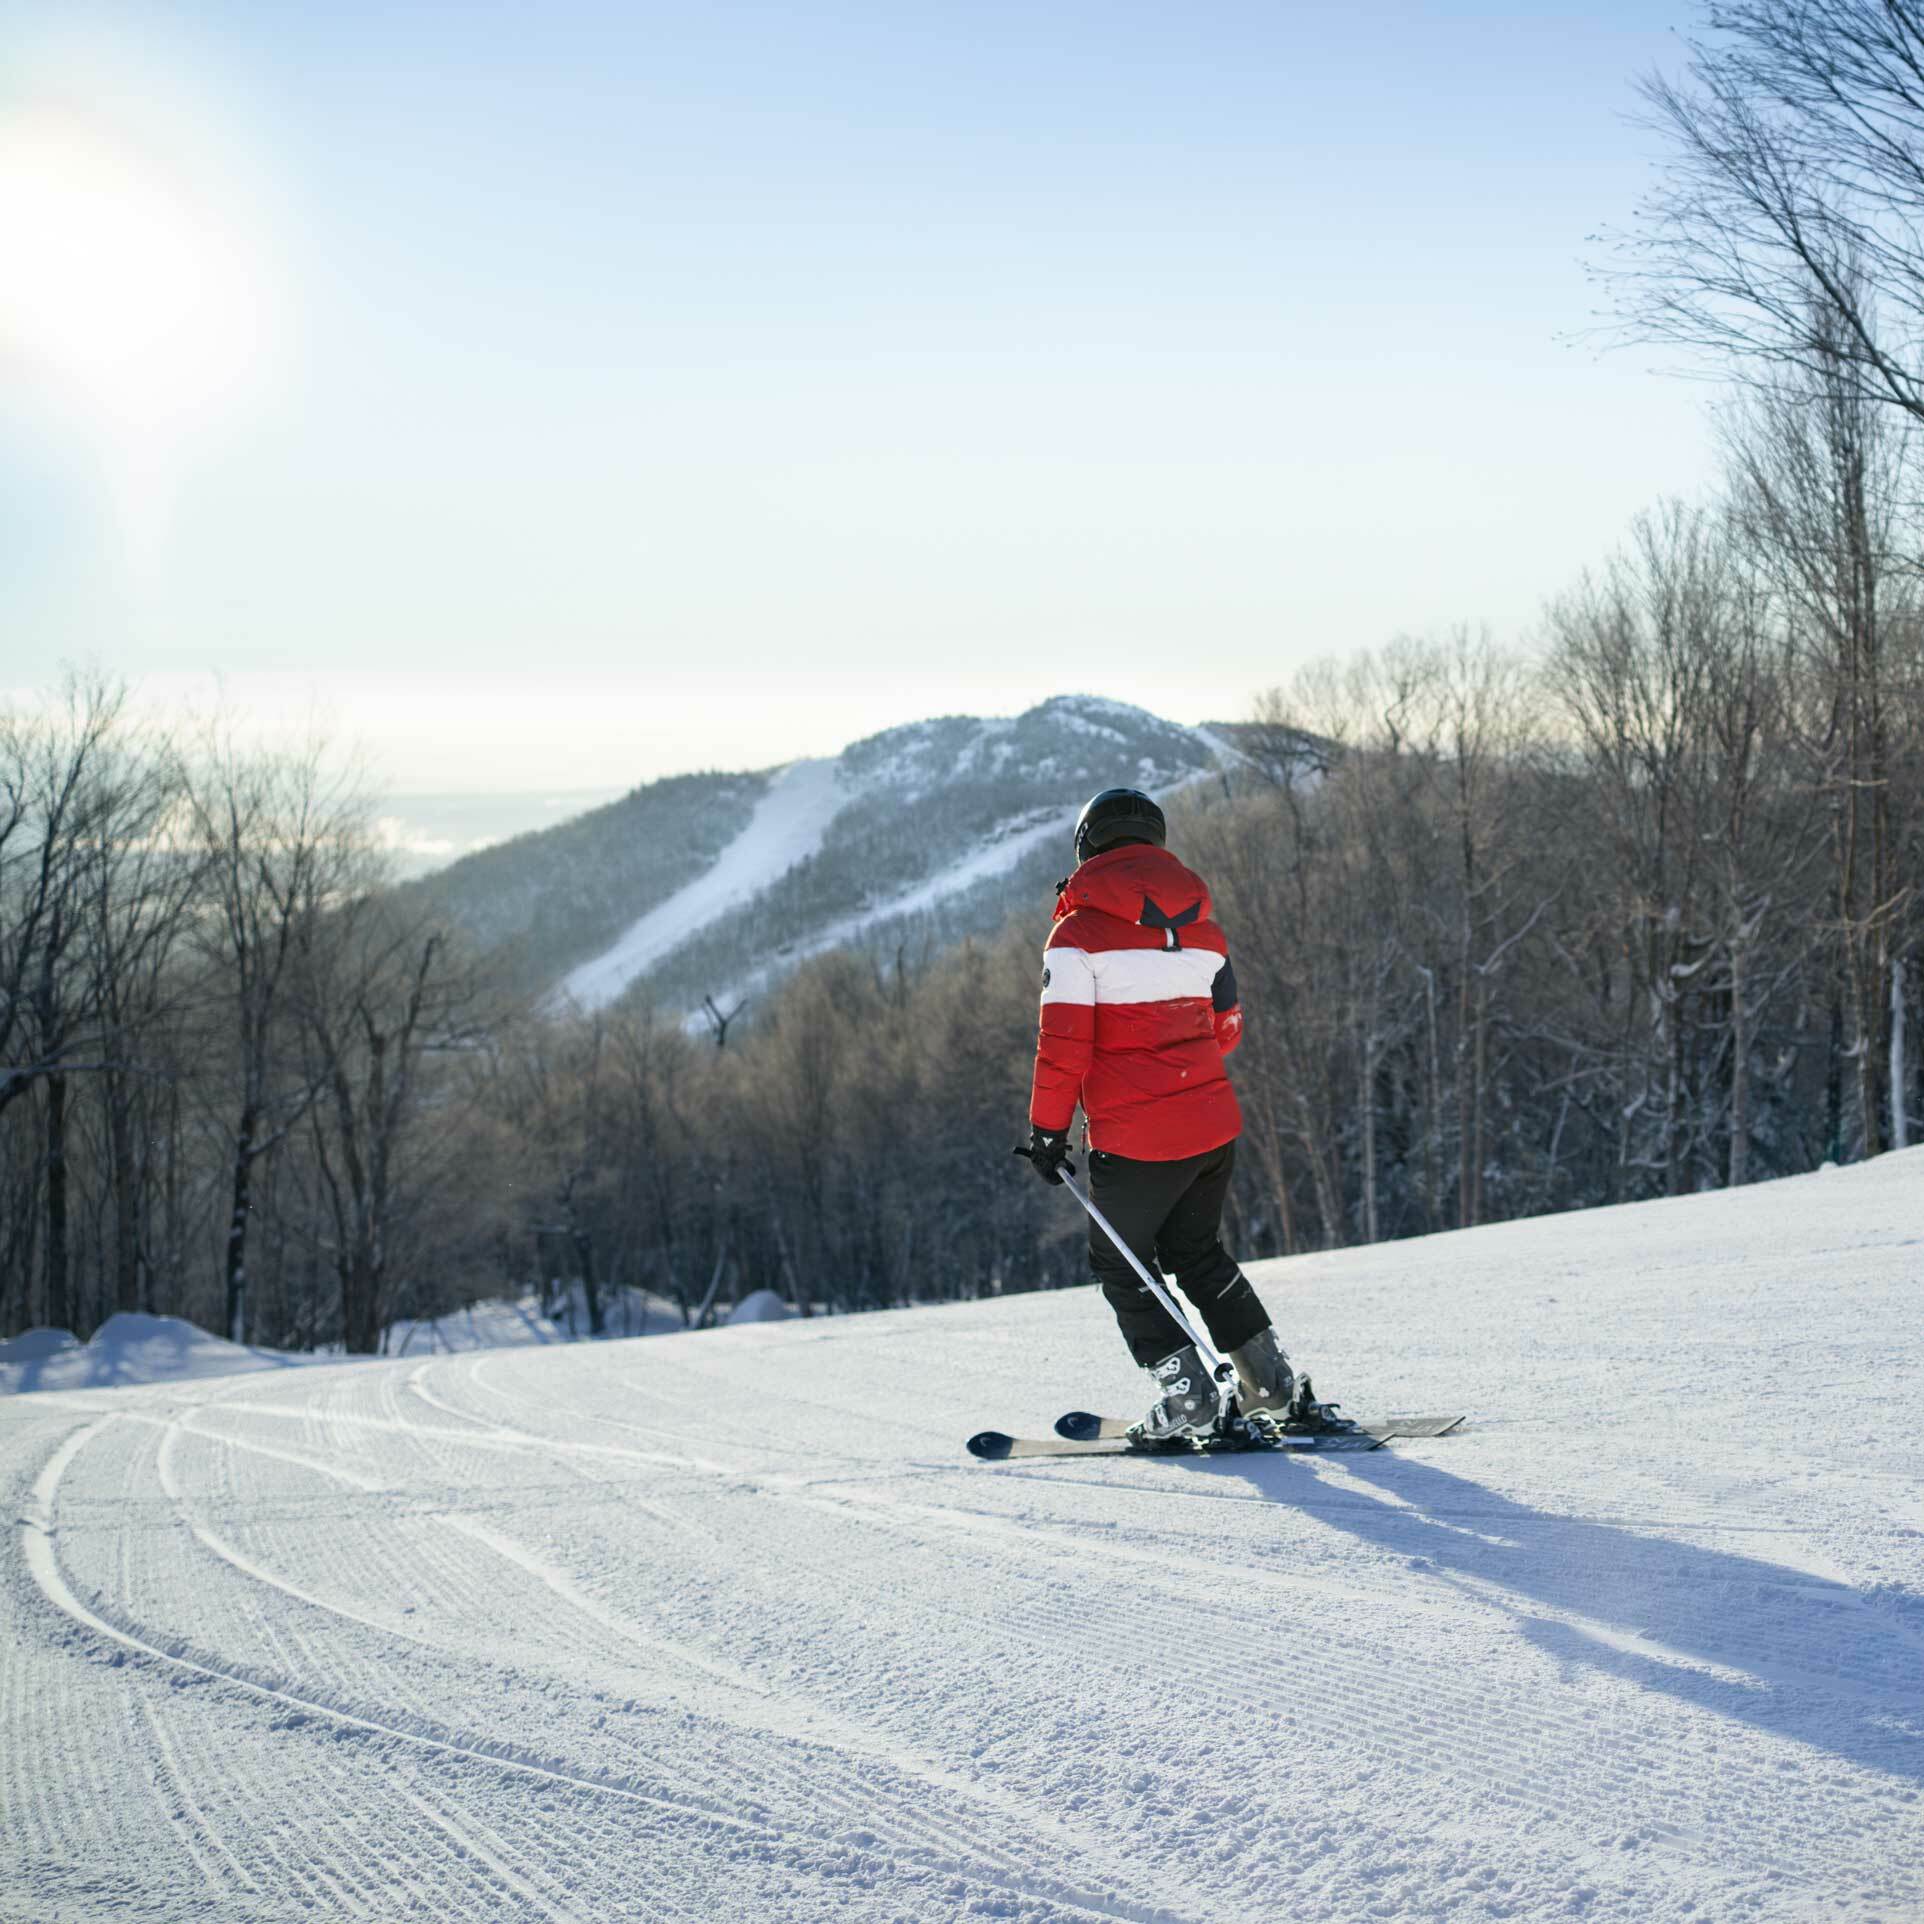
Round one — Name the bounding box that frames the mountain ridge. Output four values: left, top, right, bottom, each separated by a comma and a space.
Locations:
408, 693, 1235, 1019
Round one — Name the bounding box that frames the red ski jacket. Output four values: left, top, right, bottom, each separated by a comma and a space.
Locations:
1028, 843, 1243, 1162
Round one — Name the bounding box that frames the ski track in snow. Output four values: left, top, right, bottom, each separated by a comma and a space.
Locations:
5, 1155, 1924, 1922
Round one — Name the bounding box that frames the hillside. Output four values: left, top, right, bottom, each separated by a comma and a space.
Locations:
3, 1151, 1919, 1921
397, 769, 769, 999
410, 695, 1231, 1017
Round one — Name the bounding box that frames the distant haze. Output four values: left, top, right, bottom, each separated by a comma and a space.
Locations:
374, 789, 625, 878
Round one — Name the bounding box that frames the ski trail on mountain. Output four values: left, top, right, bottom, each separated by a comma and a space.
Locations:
686, 764, 1234, 1028
554, 757, 843, 1012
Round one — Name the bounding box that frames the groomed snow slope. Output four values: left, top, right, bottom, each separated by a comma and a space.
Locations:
3, 1155, 1921, 1924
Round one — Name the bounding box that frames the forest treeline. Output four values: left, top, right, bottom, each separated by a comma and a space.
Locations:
4, 441, 1917, 1350
3, 0, 1921, 1352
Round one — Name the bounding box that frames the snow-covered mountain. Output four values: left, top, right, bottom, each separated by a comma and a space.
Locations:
406, 695, 1231, 1016
5, 1149, 1919, 1921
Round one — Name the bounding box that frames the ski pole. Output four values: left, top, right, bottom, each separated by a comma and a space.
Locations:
1056, 1168, 1232, 1383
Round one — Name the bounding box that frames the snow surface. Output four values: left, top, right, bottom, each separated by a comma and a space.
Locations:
4, 1154, 1922, 1922
554, 757, 845, 1013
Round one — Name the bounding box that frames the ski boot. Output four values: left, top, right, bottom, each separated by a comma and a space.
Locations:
1128, 1344, 1220, 1447
1228, 1327, 1295, 1421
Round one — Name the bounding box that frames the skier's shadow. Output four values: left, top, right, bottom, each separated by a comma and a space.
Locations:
1222, 1446, 1924, 1787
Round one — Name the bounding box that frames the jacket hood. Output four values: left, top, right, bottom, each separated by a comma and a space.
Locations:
1054, 843, 1213, 931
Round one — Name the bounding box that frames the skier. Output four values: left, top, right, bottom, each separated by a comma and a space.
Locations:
1015, 786, 1296, 1442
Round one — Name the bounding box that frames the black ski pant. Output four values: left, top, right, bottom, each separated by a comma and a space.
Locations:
1086, 1139, 1271, 1368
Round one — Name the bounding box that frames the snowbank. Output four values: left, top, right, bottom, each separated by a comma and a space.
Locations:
1, 1288, 691, 1398
0, 1311, 321, 1396
384, 1287, 683, 1353
385, 1298, 567, 1355
0, 1326, 78, 1364
530, 1281, 683, 1340
726, 1288, 793, 1325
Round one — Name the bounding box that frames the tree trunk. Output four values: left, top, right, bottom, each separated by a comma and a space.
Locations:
1297, 1092, 1345, 1249
225, 1102, 259, 1344
1825, 979, 1845, 1162
1421, 966, 1443, 1232
1470, 973, 1490, 1225
154, 1081, 180, 1316
341, 1244, 382, 1354
1728, 931, 1750, 1187
1456, 946, 1475, 1229
570, 1223, 605, 1336
108, 1077, 141, 1313
1892, 952, 1911, 1153
45, 1072, 70, 1333
1458, 961, 1490, 1230
1244, 1033, 1298, 1254
1849, 936, 1881, 1160
1663, 981, 1687, 1197
1358, 1019, 1379, 1245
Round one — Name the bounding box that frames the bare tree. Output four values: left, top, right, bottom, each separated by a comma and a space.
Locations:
189, 728, 366, 1341
604, 1007, 705, 1318
1722, 320, 1917, 1156
298, 893, 481, 1353
0, 680, 130, 1331
1550, 504, 1731, 1193
503, 1014, 614, 1336
0, 681, 124, 1114
1415, 633, 1549, 1228
1604, 2, 1924, 422
82, 730, 205, 1316
701, 993, 747, 1048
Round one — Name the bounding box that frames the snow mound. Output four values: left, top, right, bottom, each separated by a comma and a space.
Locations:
386, 1298, 567, 1355
388, 1286, 684, 1354
535, 1282, 683, 1340
726, 1288, 793, 1325
0, 1327, 79, 1364
0, 1311, 321, 1396
1, 1289, 690, 1397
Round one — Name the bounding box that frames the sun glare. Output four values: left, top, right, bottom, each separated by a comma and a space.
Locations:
0, 101, 279, 535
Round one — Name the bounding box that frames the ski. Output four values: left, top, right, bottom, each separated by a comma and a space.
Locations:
967, 1367, 1465, 1463
1054, 1409, 1467, 1444
966, 1413, 1464, 1463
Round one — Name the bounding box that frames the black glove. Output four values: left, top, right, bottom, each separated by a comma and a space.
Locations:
1013, 1126, 1076, 1186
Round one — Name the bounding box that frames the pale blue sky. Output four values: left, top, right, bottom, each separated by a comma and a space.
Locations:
2, 2, 1716, 789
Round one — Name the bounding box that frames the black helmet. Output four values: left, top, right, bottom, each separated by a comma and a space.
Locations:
1073, 787, 1166, 865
